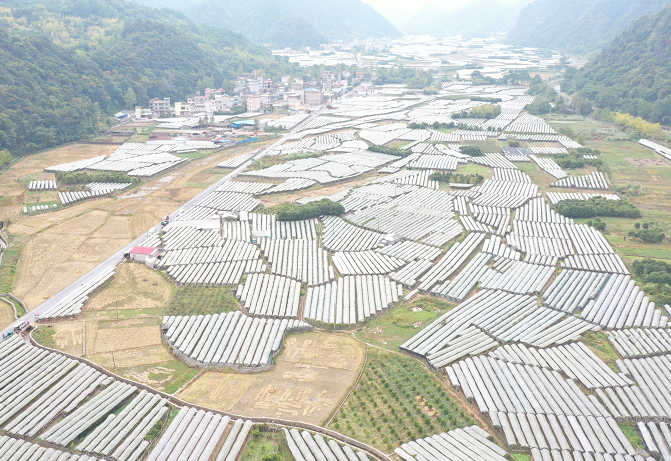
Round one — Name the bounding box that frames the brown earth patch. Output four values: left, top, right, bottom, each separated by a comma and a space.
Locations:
0, 299, 15, 330
626, 158, 670, 167
85, 262, 172, 312
176, 332, 365, 425
52, 321, 85, 356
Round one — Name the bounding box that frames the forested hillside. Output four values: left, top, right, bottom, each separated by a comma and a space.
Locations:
506, 0, 668, 54
0, 0, 293, 155
129, 0, 401, 47
562, 3, 671, 124
403, 0, 526, 38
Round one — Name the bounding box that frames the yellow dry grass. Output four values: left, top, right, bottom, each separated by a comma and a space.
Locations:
94, 325, 162, 353
177, 332, 365, 425
9, 200, 112, 235
92, 215, 133, 239
85, 263, 172, 312
0, 299, 15, 330
100, 347, 174, 369
131, 212, 161, 237
0, 143, 117, 221
4, 141, 271, 310
52, 321, 85, 357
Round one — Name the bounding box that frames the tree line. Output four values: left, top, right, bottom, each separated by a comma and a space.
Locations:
276, 199, 344, 221
556, 197, 641, 219
368, 145, 412, 157
55, 171, 139, 185
431, 172, 484, 185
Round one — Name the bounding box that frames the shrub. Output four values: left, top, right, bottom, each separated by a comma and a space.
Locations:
56, 171, 139, 185
629, 227, 665, 243
645, 271, 671, 285
556, 197, 641, 219
368, 145, 412, 157
276, 199, 344, 221
467, 104, 501, 119
459, 146, 483, 157
431, 172, 483, 185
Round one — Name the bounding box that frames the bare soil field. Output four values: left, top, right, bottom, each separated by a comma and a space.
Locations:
0, 143, 117, 221
2, 141, 272, 310
51, 321, 85, 357
625, 158, 670, 167
86, 263, 172, 313
177, 332, 365, 425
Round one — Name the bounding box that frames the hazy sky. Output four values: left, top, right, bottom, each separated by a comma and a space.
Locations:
365, 0, 526, 24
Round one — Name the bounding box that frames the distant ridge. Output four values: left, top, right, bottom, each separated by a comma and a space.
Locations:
402, 0, 527, 38
563, 2, 671, 123
128, 0, 402, 47
506, 0, 669, 54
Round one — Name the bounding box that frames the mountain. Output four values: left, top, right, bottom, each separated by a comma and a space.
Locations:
128, 0, 401, 47
0, 0, 293, 155
506, 0, 669, 54
562, 3, 671, 124
402, 0, 527, 38
264, 16, 326, 50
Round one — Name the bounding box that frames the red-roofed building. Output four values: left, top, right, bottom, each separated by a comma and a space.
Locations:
129, 246, 158, 262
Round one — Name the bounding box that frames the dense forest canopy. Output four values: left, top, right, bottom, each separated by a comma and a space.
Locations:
0, 0, 296, 155
562, 2, 671, 124
506, 0, 668, 54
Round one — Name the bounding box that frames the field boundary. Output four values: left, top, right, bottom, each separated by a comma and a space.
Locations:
323, 334, 368, 428
27, 329, 394, 461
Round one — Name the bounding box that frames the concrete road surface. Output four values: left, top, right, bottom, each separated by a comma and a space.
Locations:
1, 108, 324, 338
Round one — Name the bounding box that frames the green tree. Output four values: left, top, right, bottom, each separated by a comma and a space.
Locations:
124, 87, 137, 109
0, 149, 12, 169
459, 146, 483, 157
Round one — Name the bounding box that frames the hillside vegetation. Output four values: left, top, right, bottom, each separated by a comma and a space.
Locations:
129, 0, 401, 47
0, 0, 293, 155
506, 0, 668, 54
562, 3, 671, 124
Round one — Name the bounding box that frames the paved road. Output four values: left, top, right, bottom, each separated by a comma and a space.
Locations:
1, 109, 323, 338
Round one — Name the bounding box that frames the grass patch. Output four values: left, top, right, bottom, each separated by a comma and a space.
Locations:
4, 297, 25, 316
618, 423, 643, 449
0, 234, 25, 294
241, 429, 293, 461
455, 163, 492, 179
329, 348, 473, 451
166, 286, 240, 316
512, 454, 532, 461
22, 201, 61, 214
201, 168, 229, 175
517, 162, 555, 189
119, 359, 199, 394
356, 296, 454, 351
32, 326, 56, 348
250, 151, 324, 170
175, 151, 214, 160
582, 331, 620, 371
164, 368, 199, 394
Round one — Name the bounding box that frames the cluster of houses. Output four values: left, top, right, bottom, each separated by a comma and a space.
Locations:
122, 70, 373, 121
